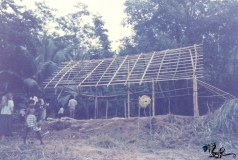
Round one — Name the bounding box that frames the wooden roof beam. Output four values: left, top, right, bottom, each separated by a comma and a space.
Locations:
140, 52, 155, 85
156, 51, 167, 80
54, 60, 82, 88
124, 53, 142, 86
107, 55, 128, 87
77, 59, 105, 87
44, 61, 73, 89
96, 57, 117, 86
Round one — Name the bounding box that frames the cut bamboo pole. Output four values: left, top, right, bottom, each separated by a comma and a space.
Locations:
94, 87, 98, 119
44, 61, 73, 89
140, 52, 155, 85
128, 82, 130, 118
106, 101, 108, 119
193, 76, 199, 117
152, 79, 155, 116
124, 53, 142, 85
189, 49, 199, 117
95, 57, 116, 86
54, 87, 57, 96
168, 99, 171, 114
124, 100, 127, 118
78, 59, 105, 87
44, 45, 204, 89
156, 51, 167, 80
107, 55, 128, 86
54, 60, 81, 88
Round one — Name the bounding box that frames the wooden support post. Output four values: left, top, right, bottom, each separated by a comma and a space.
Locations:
85, 101, 89, 120
189, 48, 199, 117
94, 87, 98, 119
168, 99, 171, 114
124, 101, 126, 118
128, 82, 130, 118
152, 79, 155, 116
193, 76, 199, 117
54, 87, 58, 96
106, 101, 108, 119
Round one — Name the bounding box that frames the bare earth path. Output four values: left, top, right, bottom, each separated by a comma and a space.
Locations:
0, 115, 236, 160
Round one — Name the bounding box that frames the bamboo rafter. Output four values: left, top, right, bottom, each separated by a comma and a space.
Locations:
43, 45, 204, 88
140, 52, 155, 85
44, 61, 73, 89
77, 59, 105, 87
197, 80, 235, 100
54, 60, 81, 88
107, 55, 129, 86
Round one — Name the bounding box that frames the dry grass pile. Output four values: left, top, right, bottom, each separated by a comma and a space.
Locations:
1, 100, 238, 159
209, 99, 238, 133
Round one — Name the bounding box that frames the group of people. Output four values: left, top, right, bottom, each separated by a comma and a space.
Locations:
0, 92, 78, 144
54, 95, 78, 119
0, 93, 14, 142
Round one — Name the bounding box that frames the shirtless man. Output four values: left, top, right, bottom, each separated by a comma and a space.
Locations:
23, 100, 43, 144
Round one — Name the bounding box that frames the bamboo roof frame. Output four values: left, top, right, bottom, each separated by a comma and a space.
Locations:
43, 44, 204, 89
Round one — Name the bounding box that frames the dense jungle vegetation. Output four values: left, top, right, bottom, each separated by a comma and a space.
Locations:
1, 0, 238, 118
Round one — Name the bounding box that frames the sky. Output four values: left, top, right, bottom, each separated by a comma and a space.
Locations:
19, 0, 132, 50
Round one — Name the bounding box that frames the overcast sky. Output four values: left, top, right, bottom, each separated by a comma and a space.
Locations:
19, 0, 132, 50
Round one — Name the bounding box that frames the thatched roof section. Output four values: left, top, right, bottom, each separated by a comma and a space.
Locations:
43, 45, 203, 89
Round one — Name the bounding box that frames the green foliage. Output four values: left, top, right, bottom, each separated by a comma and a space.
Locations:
121, 0, 238, 99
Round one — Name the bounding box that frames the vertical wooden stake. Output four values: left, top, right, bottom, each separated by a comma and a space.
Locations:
193, 76, 199, 117
152, 79, 155, 116
85, 101, 89, 120
94, 87, 98, 119
168, 99, 171, 114
189, 48, 199, 117
124, 100, 127, 118
128, 82, 130, 118
54, 87, 58, 96
106, 101, 108, 119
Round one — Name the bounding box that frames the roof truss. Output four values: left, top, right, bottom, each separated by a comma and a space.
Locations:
43, 45, 203, 89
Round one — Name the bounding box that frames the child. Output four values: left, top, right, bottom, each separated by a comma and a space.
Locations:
58, 106, 64, 119
19, 98, 27, 124
23, 100, 43, 145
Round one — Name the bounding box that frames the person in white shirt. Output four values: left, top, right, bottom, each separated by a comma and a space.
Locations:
30, 94, 38, 105
0, 93, 14, 141
38, 95, 46, 121
58, 106, 64, 119
68, 96, 77, 118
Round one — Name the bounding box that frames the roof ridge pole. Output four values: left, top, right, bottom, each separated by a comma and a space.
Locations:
189, 47, 199, 117
107, 55, 129, 87
54, 61, 80, 88
77, 59, 105, 87
124, 53, 143, 86
139, 52, 155, 85
156, 51, 167, 81
44, 61, 73, 89
96, 57, 117, 86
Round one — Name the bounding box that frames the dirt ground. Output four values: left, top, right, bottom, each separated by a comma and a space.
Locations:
0, 115, 237, 160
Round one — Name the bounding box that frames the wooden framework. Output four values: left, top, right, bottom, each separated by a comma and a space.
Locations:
43, 45, 203, 88
43, 44, 205, 117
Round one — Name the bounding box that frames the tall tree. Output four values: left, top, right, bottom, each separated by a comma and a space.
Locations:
87, 15, 114, 59
0, 0, 41, 91
121, 0, 238, 96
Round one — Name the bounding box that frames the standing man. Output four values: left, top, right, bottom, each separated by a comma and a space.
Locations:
51, 95, 58, 118
0, 93, 14, 141
68, 96, 77, 118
